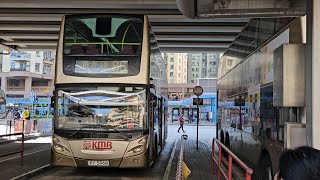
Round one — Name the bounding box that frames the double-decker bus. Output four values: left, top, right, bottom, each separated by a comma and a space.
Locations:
51, 14, 168, 168
217, 17, 306, 180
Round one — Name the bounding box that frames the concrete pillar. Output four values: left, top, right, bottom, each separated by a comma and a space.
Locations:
25, 77, 32, 98
306, 0, 320, 148
1, 76, 7, 94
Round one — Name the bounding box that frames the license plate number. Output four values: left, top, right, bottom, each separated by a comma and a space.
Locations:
88, 160, 110, 166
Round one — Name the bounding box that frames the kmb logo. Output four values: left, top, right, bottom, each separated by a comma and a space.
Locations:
83, 141, 112, 150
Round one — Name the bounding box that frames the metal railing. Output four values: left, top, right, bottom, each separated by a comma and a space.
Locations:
211, 138, 253, 180
176, 135, 188, 180
0, 121, 25, 166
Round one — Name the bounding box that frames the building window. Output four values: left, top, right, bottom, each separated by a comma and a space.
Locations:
170, 65, 174, 69
43, 65, 51, 74
36, 51, 40, 57
170, 72, 173, 77
8, 79, 20, 86
179, 66, 181, 70
191, 80, 194, 83
10, 62, 15, 69
170, 58, 174, 62
178, 73, 180, 77
43, 51, 52, 60
32, 81, 48, 86
35, 63, 40, 72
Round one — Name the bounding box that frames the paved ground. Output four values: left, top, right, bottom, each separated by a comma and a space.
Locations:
0, 137, 51, 180
169, 139, 216, 180
0, 125, 217, 180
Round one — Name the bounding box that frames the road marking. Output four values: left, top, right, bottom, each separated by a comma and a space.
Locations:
0, 148, 51, 163
163, 139, 178, 180
10, 164, 51, 180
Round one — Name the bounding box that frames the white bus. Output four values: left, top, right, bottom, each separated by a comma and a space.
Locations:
51, 14, 168, 168
217, 17, 306, 180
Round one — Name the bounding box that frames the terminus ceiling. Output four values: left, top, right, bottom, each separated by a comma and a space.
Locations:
0, 0, 250, 53
0, 0, 306, 54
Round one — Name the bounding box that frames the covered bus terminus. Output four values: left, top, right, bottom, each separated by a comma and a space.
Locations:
51, 14, 168, 168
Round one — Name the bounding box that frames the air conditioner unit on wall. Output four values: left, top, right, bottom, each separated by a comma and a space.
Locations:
284, 122, 307, 149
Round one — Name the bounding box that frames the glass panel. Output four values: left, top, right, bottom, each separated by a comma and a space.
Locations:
56, 86, 147, 131
63, 15, 143, 77
64, 16, 143, 56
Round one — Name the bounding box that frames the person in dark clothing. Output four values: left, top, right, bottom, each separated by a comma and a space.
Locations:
177, 114, 185, 133
274, 146, 320, 180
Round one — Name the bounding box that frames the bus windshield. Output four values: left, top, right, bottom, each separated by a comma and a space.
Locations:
56, 86, 147, 132
63, 15, 143, 77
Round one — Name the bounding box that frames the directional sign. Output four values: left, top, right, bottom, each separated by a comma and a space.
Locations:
235, 98, 245, 106
193, 98, 203, 105
193, 86, 203, 96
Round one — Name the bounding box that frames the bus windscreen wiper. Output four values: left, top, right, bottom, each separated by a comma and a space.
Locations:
69, 124, 132, 140
114, 127, 132, 140
69, 124, 102, 138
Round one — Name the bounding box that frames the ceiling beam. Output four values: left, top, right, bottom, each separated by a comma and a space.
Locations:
0, 8, 181, 15
149, 15, 250, 23
0, 24, 60, 31
155, 34, 237, 42
0, 32, 59, 40
0, 14, 62, 21
0, 0, 177, 9
158, 42, 231, 48
160, 47, 227, 52
3, 40, 57, 46
152, 26, 244, 33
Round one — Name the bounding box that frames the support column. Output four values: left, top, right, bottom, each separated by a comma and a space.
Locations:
25, 77, 32, 98
306, 0, 320, 148
1, 76, 7, 94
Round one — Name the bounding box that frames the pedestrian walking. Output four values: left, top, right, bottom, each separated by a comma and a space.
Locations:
177, 114, 185, 133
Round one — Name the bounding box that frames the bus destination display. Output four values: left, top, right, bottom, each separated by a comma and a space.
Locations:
75, 60, 128, 74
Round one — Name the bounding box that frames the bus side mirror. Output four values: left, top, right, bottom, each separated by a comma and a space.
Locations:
50, 96, 55, 108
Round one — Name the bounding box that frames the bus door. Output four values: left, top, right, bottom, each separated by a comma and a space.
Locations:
163, 99, 168, 142
158, 98, 164, 150
149, 92, 158, 161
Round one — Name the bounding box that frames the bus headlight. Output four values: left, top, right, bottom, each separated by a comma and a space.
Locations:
138, 138, 146, 144
128, 145, 144, 153
124, 136, 148, 157
54, 144, 70, 153
52, 134, 73, 157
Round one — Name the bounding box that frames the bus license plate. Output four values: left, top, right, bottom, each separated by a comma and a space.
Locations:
88, 160, 110, 167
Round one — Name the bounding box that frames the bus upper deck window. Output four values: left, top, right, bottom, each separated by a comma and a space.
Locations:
96, 18, 112, 35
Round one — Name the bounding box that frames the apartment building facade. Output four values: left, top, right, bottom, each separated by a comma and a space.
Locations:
187, 53, 219, 83
163, 53, 188, 83
0, 51, 55, 98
